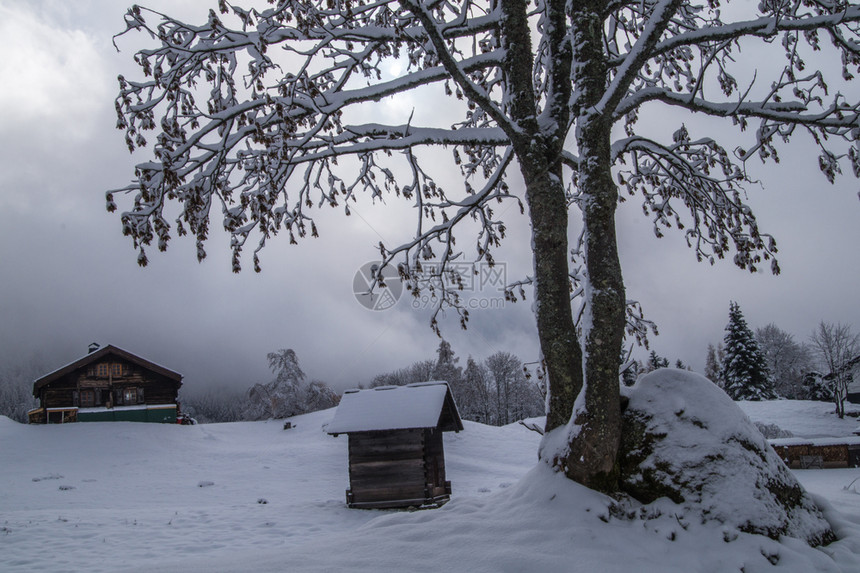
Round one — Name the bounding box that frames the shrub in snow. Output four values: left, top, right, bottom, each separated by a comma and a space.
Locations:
618, 369, 835, 547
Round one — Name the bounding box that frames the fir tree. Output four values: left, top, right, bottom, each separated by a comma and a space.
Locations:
433, 340, 463, 389
722, 302, 775, 401
704, 344, 723, 387
802, 372, 834, 402
645, 351, 670, 373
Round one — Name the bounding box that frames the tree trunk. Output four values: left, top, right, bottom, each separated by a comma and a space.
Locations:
547, 5, 627, 491
502, 0, 624, 491
498, 0, 583, 433
523, 162, 584, 433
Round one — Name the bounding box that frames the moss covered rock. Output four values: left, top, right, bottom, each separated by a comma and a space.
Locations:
618, 369, 835, 546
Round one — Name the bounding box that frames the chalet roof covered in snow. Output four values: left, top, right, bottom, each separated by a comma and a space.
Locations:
326, 381, 463, 435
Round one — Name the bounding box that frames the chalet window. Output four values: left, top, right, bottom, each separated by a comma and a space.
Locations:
79, 390, 95, 408
95, 363, 127, 378
122, 387, 142, 405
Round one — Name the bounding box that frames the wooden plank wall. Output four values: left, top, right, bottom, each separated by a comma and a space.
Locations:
348, 429, 427, 505
772, 443, 860, 469
423, 428, 448, 499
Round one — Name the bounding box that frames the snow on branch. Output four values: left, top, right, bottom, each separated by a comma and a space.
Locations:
613, 132, 779, 274
110, 0, 515, 276
109, 0, 860, 337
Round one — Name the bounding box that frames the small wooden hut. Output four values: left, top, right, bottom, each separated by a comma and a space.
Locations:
29, 344, 183, 424
770, 437, 860, 469
327, 381, 463, 509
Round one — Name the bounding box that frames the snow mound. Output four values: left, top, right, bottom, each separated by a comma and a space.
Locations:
619, 368, 835, 546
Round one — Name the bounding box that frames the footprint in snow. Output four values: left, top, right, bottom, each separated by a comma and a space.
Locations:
32, 474, 63, 482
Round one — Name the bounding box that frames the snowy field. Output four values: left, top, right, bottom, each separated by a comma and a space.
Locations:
2, 400, 860, 572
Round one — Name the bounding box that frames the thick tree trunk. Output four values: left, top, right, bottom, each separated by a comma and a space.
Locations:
546, 4, 626, 491
498, 0, 583, 433
522, 163, 583, 433
558, 116, 626, 490
500, 0, 624, 491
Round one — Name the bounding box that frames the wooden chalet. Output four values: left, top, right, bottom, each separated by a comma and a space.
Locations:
327, 381, 463, 509
29, 344, 183, 424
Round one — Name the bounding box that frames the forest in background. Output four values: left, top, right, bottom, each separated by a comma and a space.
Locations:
2, 310, 856, 424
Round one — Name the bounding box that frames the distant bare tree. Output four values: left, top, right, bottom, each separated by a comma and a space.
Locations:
180, 387, 247, 423
461, 356, 494, 423
755, 324, 813, 399
809, 322, 860, 418
486, 351, 542, 425
370, 359, 436, 387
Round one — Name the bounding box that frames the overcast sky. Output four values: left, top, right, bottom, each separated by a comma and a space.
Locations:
1, 0, 858, 396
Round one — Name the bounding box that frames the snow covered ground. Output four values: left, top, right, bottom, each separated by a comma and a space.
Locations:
2, 398, 860, 572
737, 400, 860, 438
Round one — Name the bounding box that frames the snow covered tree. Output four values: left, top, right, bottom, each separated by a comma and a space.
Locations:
485, 351, 542, 425
460, 356, 494, 423
433, 340, 463, 388
0, 354, 42, 423
722, 302, 774, 401
246, 348, 338, 418
809, 322, 860, 418
644, 351, 670, 373
620, 360, 640, 387
111, 1, 860, 490
755, 323, 812, 399
180, 386, 247, 422
370, 358, 436, 387
486, 351, 519, 426
704, 343, 723, 387
302, 379, 341, 412
802, 371, 834, 402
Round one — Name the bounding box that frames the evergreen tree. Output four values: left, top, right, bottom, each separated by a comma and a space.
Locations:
722, 302, 775, 401
704, 344, 723, 387
802, 372, 834, 402
620, 360, 640, 387
433, 340, 464, 392
645, 351, 670, 373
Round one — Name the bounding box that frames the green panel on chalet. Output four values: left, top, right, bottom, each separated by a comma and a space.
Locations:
77, 405, 177, 423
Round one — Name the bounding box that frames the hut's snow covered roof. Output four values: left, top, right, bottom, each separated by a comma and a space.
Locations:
327, 381, 463, 434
